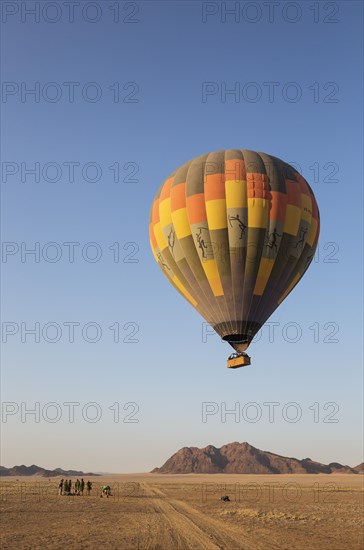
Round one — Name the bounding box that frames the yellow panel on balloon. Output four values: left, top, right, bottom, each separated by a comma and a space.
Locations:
202, 259, 224, 296
159, 198, 172, 228
306, 218, 318, 247
283, 205, 301, 236
225, 180, 247, 209
154, 222, 168, 251
171, 208, 192, 238
206, 199, 227, 230
247, 198, 269, 228
301, 193, 313, 223
253, 258, 275, 295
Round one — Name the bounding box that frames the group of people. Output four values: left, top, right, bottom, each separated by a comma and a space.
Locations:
59, 478, 92, 496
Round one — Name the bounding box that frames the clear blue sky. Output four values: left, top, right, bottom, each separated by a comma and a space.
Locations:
1, 1, 363, 472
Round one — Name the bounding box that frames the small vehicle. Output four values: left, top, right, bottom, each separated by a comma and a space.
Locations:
227, 352, 251, 369
221, 495, 231, 502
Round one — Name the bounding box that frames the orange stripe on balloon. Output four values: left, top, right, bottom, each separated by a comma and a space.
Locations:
159, 177, 174, 201
149, 224, 157, 249
247, 173, 270, 198
170, 182, 186, 211
152, 199, 160, 223
204, 173, 226, 200
296, 172, 310, 195
270, 191, 287, 223
285, 179, 301, 207
186, 193, 207, 224
311, 196, 319, 220
225, 159, 246, 180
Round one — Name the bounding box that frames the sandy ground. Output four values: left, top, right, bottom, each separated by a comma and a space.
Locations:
1, 473, 363, 549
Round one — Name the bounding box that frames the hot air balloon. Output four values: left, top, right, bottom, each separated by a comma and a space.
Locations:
149, 150, 320, 368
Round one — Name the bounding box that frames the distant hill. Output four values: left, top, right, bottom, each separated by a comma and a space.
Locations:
0, 465, 98, 477
353, 462, 364, 473
152, 442, 360, 474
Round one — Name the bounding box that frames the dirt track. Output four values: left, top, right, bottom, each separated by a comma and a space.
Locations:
139, 483, 254, 549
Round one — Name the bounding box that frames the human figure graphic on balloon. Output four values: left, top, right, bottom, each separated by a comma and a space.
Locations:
157, 252, 170, 272
228, 213, 246, 239
196, 228, 209, 259
168, 227, 176, 256
266, 228, 281, 252
295, 227, 308, 250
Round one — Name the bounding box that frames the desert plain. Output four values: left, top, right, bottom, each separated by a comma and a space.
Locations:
1, 473, 363, 549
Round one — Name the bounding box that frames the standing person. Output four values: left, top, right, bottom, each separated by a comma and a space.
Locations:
75, 479, 80, 495
68, 480, 72, 495
80, 478, 85, 496
86, 481, 92, 496
59, 479, 64, 496
63, 480, 68, 495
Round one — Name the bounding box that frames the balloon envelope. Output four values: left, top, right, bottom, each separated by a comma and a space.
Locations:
149, 150, 320, 352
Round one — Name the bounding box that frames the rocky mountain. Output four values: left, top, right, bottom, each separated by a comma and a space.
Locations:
152, 442, 360, 474
353, 462, 364, 473
0, 465, 98, 477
